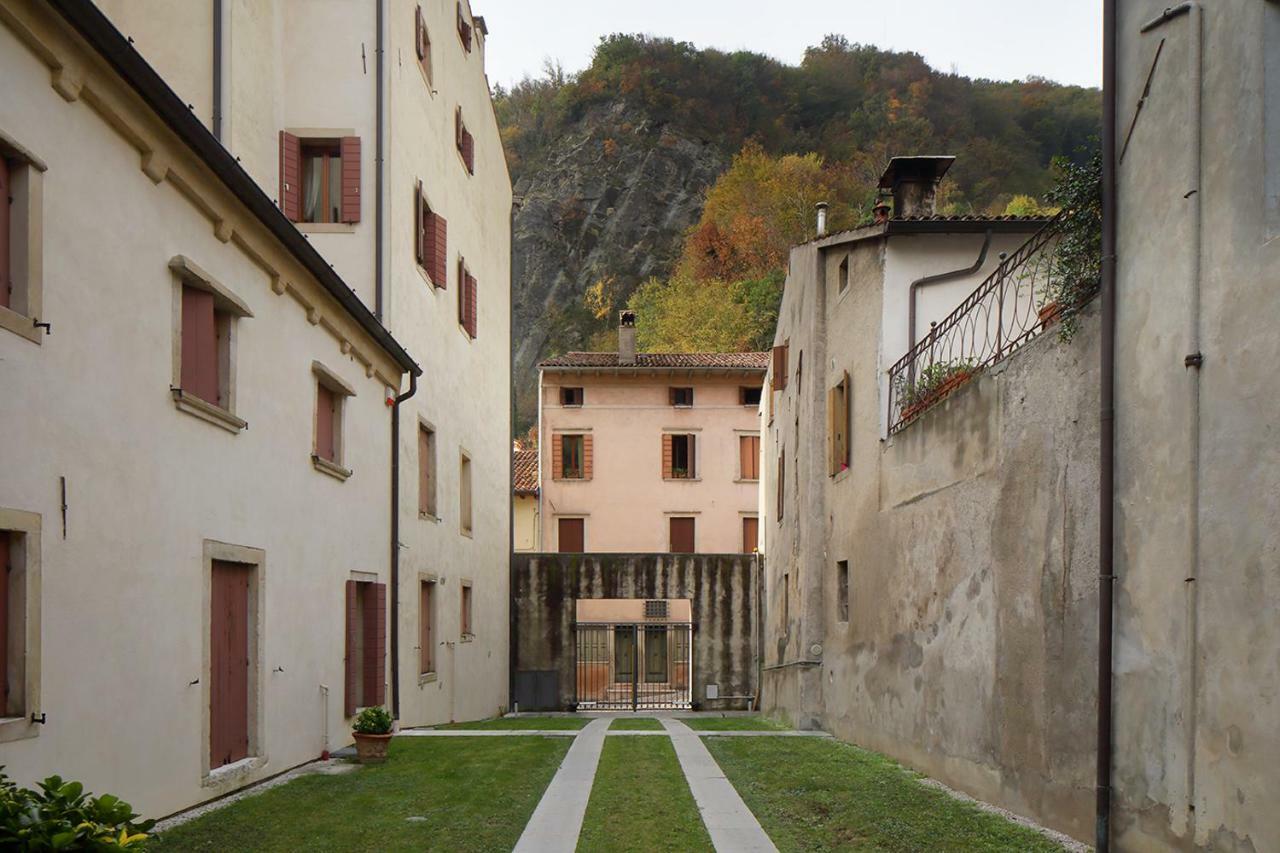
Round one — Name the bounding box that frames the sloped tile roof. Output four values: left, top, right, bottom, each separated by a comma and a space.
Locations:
539, 352, 770, 370
513, 449, 539, 495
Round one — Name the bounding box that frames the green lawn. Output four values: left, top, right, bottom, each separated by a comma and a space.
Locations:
577, 736, 713, 852
707, 737, 1068, 852
434, 715, 588, 730
147, 737, 570, 852
609, 717, 666, 730
679, 715, 789, 731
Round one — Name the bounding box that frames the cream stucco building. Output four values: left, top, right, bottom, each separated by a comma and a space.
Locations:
537, 313, 767, 554
1, 0, 510, 820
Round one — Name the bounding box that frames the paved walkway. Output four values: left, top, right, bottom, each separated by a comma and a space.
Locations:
511, 718, 610, 853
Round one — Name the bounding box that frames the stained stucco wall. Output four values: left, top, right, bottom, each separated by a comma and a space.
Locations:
512, 553, 761, 710
514, 494, 539, 551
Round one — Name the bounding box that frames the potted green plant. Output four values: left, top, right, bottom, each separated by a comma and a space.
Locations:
897, 359, 977, 422
351, 706, 394, 763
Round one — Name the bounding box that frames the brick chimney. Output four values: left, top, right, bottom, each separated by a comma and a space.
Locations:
618, 310, 637, 365
877, 156, 955, 218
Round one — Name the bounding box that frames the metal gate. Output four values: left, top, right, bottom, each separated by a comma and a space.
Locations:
574, 622, 693, 710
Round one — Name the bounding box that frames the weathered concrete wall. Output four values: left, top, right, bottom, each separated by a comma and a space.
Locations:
512, 553, 761, 710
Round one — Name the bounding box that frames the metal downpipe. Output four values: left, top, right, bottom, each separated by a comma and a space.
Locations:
907, 229, 993, 353
390, 372, 418, 720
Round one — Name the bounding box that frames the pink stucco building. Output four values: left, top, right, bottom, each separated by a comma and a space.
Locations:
536, 313, 767, 554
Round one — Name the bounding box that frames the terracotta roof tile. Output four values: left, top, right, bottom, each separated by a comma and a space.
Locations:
538, 351, 770, 370
513, 449, 538, 495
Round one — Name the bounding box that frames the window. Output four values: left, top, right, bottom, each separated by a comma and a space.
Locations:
418, 423, 437, 518
782, 572, 790, 628
739, 434, 760, 481
455, 107, 475, 174
560, 386, 584, 407
0, 132, 46, 344
742, 516, 759, 553
772, 343, 789, 391
669, 517, 696, 553
553, 433, 592, 480
415, 5, 433, 87
278, 133, 360, 225
663, 434, 696, 479
0, 509, 40, 744
459, 452, 473, 536
740, 386, 762, 406
776, 450, 785, 520
837, 560, 850, 623
669, 387, 694, 407
414, 181, 447, 288
312, 362, 355, 480
828, 371, 850, 476
838, 254, 849, 293
456, 2, 473, 52
457, 257, 477, 338
171, 256, 251, 432
344, 578, 386, 716
460, 583, 473, 638
558, 517, 585, 552
419, 579, 436, 675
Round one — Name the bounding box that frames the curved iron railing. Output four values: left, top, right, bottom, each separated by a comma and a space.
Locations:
886, 213, 1084, 435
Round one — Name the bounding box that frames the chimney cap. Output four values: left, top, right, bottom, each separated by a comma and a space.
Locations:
815, 201, 829, 211
619, 309, 636, 328
878, 156, 956, 190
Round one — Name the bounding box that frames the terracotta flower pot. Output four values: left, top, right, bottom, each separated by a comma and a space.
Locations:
352, 731, 392, 763
1038, 301, 1062, 329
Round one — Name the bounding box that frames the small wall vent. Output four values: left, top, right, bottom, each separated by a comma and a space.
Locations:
644, 599, 668, 620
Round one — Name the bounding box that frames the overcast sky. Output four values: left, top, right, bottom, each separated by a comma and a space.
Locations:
477, 1, 1102, 91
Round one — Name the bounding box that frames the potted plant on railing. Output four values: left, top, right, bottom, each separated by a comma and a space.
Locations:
351, 706, 394, 764
897, 359, 978, 422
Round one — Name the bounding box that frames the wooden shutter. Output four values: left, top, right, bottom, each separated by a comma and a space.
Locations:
428, 212, 447, 288
0, 532, 8, 709
419, 583, 432, 673
181, 286, 219, 404
688, 435, 697, 479
363, 582, 387, 706
455, 107, 464, 151
558, 518, 584, 553
418, 426, 432, 515
210, 561, 250, 768
316, 384, 337, 462
740, 435, 760, 480
414, 182, 425, 265
415, 6, 426, 59
777, 453, 785, 519
743, 517, 758, 553
340, 137, 361, 223
0, 158, 9, 309
552, 434, 564, 480
827, 386, 838, 476
772, 344, 788, 391
670, 517, 695, 553
582, 434, 593, 480
278, 131, 302, 221
461, 129, 475, 174
465, 273, 477, 337
662, 434, 673, 479
344, 580, 359, 716
457, 260, 467, 326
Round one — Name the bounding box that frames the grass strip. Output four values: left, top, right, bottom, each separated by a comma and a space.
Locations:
436, 715, 588, 730
679, 716, 789, 731
576, 735, 713, 852
707, 737, 1068, 852
147, 737, 570, 852
609, 717, 666, 730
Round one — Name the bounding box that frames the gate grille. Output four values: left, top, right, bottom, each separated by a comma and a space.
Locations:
574, 622, 693, 710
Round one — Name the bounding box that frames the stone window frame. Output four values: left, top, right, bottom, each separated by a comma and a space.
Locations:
199, 540, 267, 790
0, 508, 41, 745
0, 129, 47, 345
169, 255, 252, 434
311, 360, 356, 481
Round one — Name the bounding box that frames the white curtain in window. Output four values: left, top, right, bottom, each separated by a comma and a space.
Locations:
303, 156, 323, 222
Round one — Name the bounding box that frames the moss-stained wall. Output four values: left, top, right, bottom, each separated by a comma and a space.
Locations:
512, 554, 761, 709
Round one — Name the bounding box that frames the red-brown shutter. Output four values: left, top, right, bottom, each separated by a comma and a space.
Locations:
662, 434, 673, 479
0, 158, 10, 309
279, 131, 302, 222
415, 6, 426, 59
418, 426, 431, 515
777, 453, 785, 519
181, 286, 219, 404
0, 532, 8, 709
427, 213, 447, 288
689, 434, 697, 478
340, 136, 361, 224
210, 561, 250, 768
465, 273, 477, 337
743, 517, 758, 553
457, 261, 467, 326
344, 580, 358, 716
670, 517, 695, 553
316, 384, 337, 462
582, 434, 593, 480
772, 344, 788, 391
552, 434, 564, 480
558, 518, 584, 553
363, 583, 387, 706
462, 129, 475, 174
419, 582, 433, 673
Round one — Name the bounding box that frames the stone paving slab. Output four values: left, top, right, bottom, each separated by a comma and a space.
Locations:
661, 718, 779, 853
511, 717, 610, 853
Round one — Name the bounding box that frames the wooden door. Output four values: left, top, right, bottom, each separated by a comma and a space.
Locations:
210, 560, 251, 769
670, 517, 695, 553
742, 517, 759, 553
644, 627, 669, 683
558, 518, 584, 552
614, 626, 636, 684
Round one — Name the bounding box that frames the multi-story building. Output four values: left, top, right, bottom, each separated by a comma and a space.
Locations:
537, 312, 766, 554
513, 447, 539, 551
0, 0, 510, 819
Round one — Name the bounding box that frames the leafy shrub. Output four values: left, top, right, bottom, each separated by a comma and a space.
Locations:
1040, 149, 1103, 341
0, 769, 154, 850
352, 706, 393, 735
896, 359, 977, 410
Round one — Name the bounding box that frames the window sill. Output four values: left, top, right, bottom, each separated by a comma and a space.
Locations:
295, 222, 356, 234
553, 477, 590, 483
418, 671, 438, 685
0, 715, 40, 744
734, 478, 760, 484
312, 455, 353, 481
459, 528, 473, 539
172, 389, 246, 434
664, 477, 702, 483
203, 755, 266, 790
419, 511, 441, 523
418, 60, 436, 94
0, 306, 42, 344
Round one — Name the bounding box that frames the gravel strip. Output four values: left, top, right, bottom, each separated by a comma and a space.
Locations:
916, 777, 1089, 852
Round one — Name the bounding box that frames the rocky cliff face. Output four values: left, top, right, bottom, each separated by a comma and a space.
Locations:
511, 102, 726, 427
